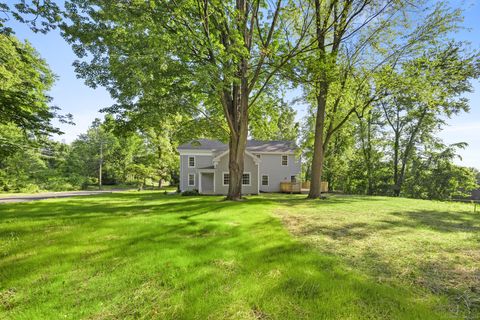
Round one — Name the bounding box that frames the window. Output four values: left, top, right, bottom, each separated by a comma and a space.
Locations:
291, 175, 297, 183
188, 174, 195, 186
188, 156, 195, 168
242, 173, 251, 186
256, 154, 261, 158
224, 173, 250, 186
223, 173, 230, 186
282, 155, 288, 166
262, 175, 269, 186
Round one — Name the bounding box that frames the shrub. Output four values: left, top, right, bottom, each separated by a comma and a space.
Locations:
18, 184, 41, 193
44, 179, 76, 191
181, 189, 199, 196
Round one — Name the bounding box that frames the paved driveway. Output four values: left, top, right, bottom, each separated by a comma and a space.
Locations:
0, 190, 124, 203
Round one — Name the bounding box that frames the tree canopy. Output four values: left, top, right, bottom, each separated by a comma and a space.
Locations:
0, 0, 478, 200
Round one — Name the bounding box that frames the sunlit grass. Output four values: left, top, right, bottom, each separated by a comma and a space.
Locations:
0, 192, 476, 319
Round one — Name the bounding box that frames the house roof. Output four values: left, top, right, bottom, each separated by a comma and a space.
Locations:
178, 139, 227, 150
178, 139, 297, 153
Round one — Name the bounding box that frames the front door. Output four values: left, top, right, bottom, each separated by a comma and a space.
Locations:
200, 173, 214, 194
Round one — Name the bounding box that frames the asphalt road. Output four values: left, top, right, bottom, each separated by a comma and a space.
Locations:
0, 190, 122, 203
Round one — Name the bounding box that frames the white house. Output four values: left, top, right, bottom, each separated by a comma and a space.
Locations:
178, 139, 301, 195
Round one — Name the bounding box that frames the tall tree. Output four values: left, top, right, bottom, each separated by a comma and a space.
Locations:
1, 3, 72, 157
0, 33, 65, 143
380, 44, 479, 196
299, 0, 466, 198
62, 0, 312, 200
356, 107, 387, 195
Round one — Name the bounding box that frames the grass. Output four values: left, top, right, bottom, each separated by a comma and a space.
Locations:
0, 184, 176, 195
83, 184, 177, 192
276, 195, 480, 319
0, 193, 478, 319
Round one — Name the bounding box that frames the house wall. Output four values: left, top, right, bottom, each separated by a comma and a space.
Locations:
179, 154, 213, 191
179, 151, 301, 194
214, 154, 259, 195
257, 153, 301, 192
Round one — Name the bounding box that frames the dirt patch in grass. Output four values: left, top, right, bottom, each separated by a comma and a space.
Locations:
0, 288, 17, 311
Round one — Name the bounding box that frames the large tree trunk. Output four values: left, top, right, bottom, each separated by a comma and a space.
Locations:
308, 0, 333, 199
224, 59, 249, 201
364, 112, 374, 195
394, 156, 408, 197
392, 130, 401, 196
393, 108, 427, 197
98, 140, 103, 190
308, 86, 328, 199
226, 127, 248, 200
219, 0, 251, 201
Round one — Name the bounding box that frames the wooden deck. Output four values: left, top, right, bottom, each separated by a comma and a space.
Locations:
281, 181, 329, 194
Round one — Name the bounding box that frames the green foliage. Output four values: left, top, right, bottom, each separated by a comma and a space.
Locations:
61, 0, 313, 199
300, 30, 480, 199
127, 163, 155, 190
0, 32, 76, 192
249, 96, 299, 142
0, 114, 181, 193
403, 145, 478, 200
65, 117, 160, 188
0, 33, 70, 145
0, 1, 61, 35
0, 124, 75, 192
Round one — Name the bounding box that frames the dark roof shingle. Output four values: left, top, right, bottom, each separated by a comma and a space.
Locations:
178, 139, 297, 153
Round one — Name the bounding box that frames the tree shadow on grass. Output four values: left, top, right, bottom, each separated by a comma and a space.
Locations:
386, 210, 480, 233
0, 194, 225, 221
267, 193, 388, 207
0, 193, 451, 319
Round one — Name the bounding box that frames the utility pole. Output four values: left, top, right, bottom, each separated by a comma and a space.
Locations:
94, 120, 103, 191
99, 138, 103, 190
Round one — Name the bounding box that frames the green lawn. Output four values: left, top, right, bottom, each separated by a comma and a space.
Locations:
0, 193, 478, 319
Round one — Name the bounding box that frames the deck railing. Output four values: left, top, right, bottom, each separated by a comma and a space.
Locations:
280, 181, 328, 193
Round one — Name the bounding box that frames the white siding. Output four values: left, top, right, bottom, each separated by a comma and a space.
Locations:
258, 154, 301, 192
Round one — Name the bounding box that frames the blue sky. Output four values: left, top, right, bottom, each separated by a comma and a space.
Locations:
8, 1, 480, 169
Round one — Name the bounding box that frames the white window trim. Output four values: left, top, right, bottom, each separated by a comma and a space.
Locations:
261, 175, 269, 186
242, 172, 251, 186
223, 172, 251, 186
188, 173, 195, 186
281, 155, 288, 166
222, 172, 230, 186
188, 156, 195, 168
257, 163, 260, 193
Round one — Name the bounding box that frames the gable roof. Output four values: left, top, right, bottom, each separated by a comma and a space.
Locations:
178, 139, 297, 153
212, 149, 261, 165
178, 139, 227, 151
245, 140, 297, 153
